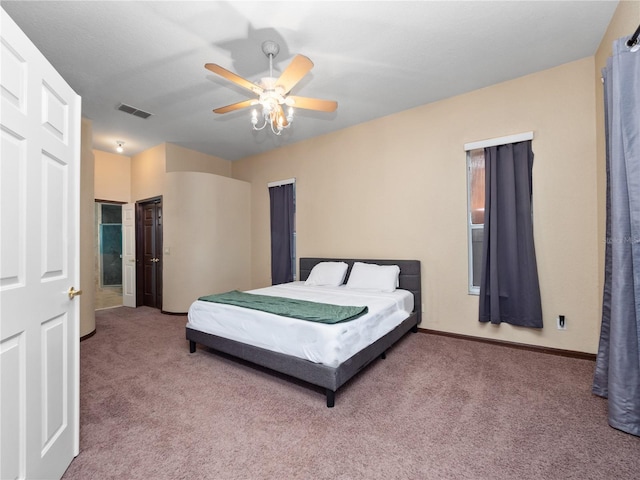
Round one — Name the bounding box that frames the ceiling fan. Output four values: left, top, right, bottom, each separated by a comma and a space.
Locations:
205, 40, 338, 135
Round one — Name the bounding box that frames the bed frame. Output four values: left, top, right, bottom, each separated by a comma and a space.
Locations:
186, 258, 421, 407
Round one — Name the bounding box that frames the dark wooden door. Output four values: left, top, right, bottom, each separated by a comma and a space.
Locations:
136, 197, 162, 308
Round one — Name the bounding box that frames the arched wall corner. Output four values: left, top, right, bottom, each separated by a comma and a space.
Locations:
162, 171, 251, 312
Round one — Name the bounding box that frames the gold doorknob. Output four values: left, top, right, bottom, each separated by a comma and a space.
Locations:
68, 287, 83, 299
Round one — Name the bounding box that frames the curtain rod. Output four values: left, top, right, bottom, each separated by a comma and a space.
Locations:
267, 178, 295, 188
628, 23, 640, 50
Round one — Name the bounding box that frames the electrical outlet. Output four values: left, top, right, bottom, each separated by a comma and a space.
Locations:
557, 315, 566, 330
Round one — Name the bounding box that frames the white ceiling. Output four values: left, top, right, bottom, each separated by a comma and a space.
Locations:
2, 1, 619, 161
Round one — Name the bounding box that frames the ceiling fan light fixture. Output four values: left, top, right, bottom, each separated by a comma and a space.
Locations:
251, 103, 290, 135
206, 39, 336, 136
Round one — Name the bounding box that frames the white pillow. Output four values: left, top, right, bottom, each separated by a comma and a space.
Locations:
345, 262, 400, 292
304, 262, 349, 286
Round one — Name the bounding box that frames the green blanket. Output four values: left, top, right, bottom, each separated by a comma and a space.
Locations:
198, 290, 368, 324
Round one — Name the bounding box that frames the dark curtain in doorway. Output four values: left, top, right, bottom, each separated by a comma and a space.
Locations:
479, 140, 543, 328
592, 35, 640, 437
269, 183, 295, 285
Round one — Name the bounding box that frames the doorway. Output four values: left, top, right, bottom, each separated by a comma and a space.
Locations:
136, 196, 163, 309
95, 201, 124, 309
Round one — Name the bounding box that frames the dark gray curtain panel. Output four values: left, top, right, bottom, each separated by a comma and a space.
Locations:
479, 140, 542, 328
269, 183, 294, 285
593, 36, 640, 437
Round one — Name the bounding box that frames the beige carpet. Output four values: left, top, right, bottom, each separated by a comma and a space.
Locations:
63, 306, 639, 479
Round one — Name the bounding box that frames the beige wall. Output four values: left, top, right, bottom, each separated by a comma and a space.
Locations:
233, 56, 600, 353
130, 142, 233, 202
165, 143, 232, 177
128, 143, 246, 312
94, 150, 131, 202
80, 118, 96, 337
87, 7, 639, 353
131, 143, 167, 202
163, 172, 251, 312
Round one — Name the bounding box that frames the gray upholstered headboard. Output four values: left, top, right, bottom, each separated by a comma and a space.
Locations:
299, 258, 422, 324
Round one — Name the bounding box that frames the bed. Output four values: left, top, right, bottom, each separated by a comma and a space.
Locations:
186, 257, 421, 407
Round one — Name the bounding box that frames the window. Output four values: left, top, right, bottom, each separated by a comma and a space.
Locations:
465, 131, 534, 295
268, 178, 296, 284
466, 149, 485, 294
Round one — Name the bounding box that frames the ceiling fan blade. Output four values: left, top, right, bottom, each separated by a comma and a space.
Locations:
276, 55, 314, 94
205, 63, 263, 94
213, 99, 256, 114
288, 96, 338, 112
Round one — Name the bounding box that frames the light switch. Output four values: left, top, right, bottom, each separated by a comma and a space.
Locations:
164, 247, 170, 255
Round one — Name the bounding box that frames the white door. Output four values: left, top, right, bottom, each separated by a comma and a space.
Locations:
0, 8, 81, 480
122, 203, 136, 307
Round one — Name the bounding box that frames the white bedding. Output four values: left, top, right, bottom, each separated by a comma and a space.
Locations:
186, 282, 414, 368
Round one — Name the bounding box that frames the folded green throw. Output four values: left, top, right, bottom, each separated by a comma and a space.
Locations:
198, 290, 368, 324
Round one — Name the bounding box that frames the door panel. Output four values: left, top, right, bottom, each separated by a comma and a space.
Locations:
143, 204, 156, 307
0, 8, 80, 480
42, 152, 67, 277
0, 128, 25, 289
0, 332, 25, 479
122, 203, 136, 307
41, 314, 66, 454
138, 199, 162, 309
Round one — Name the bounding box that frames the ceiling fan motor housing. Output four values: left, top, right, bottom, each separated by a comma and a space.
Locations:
261, 40, 280, 58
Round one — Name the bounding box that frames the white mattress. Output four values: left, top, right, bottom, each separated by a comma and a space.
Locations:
186, 282, 414, 368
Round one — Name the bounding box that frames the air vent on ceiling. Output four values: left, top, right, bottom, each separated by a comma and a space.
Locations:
117, 103, 153, 119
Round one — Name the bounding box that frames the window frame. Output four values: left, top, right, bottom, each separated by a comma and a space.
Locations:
466, 150, 484, 295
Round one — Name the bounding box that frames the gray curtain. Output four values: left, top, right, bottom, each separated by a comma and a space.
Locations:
269, 183, 295, 285
479, 140, 543, 328
592, 35, 640, 437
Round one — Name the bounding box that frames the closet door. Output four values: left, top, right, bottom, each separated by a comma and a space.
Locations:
137, 197, 162, 309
